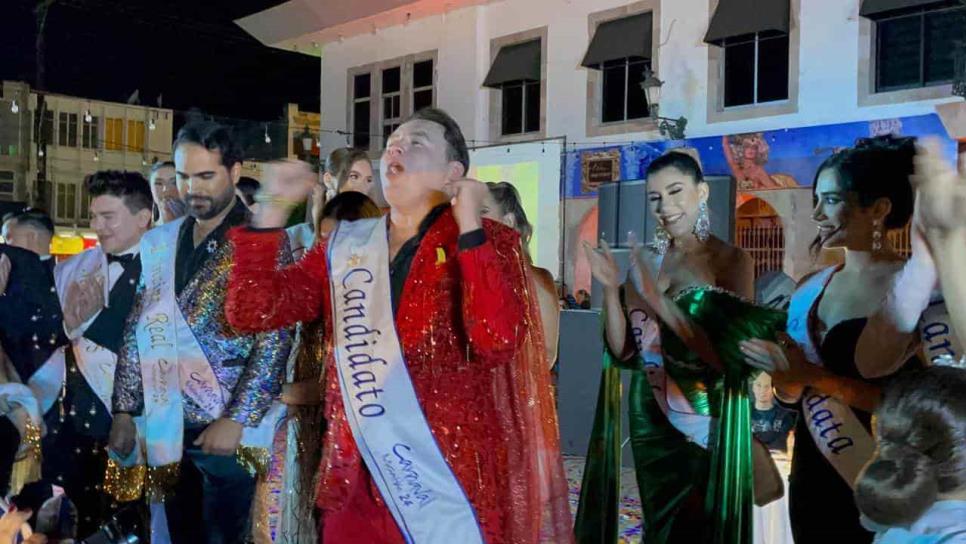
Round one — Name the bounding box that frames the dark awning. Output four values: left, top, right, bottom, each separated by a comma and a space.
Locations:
860, 0, 948, 18
483, 39, 541, 88
704, 0, 790, 45
581, 12, 653, 69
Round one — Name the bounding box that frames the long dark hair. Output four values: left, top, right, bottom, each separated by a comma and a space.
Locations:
810, 135, 915, 253
855, 366, 966, 526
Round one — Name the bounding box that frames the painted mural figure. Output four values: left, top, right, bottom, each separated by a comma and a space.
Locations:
577, 150, 786, 544
724, 133, 799, 190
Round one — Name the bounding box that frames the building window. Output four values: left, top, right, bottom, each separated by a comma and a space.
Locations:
83, 116, 99, 149
501, 80, 541, 136
79, 181, 91, 221
58, 112, 78, 147
601, 58, 651, 123
874, 5, 966, 92
35, 110, 54, 145
413, 59, 434, 112
484, 39, 543, 137
381, 66, 402, 145
56, 182, 77, 222
0, 171, 14, 198
352, 72, 372, 151
722, 31, 789, 108
582, 11, 654, 126
127, 120, 145, 152
105, 118, 123, 151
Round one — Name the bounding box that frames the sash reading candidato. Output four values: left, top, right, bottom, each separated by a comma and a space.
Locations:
136, 219, 283, 470
786, 267, 875, 489
327, 216, 483, 544
29, 248, 115, 415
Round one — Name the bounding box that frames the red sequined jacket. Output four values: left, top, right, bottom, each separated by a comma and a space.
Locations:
226, 209, 529, 542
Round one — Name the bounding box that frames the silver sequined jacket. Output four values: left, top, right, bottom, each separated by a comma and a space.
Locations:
111, 237, 293, 428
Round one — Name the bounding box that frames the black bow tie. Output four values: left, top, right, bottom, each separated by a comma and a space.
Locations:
106, 253, 136, 266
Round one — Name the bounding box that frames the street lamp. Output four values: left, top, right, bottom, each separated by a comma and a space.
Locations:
300, 125, 314, 157
640, 69, 688, 140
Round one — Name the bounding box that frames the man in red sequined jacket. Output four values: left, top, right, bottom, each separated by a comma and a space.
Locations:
225, 108, 572, 544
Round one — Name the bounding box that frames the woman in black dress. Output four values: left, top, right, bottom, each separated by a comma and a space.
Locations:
740, 136, 922, 541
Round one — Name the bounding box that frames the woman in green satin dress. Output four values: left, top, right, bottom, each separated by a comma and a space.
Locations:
577, 151, 785, 544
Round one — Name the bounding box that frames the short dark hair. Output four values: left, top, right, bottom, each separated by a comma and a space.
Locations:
855, 366, 966, 526
3, 208, 54, 236
325, 147, 371, 190
320, 191, 381, 223
813, 135, 915, 230
173, 120, 244, 170
84, 170, 153, 213
150, 160, 175, 175
645, 150, 705, 185
236, 177, 260, 206
404, 108, 470, 177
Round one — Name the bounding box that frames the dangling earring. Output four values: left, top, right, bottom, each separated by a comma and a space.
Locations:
653, 223, 671, 255
694, 201, 711, 243
872, 219, 883, 252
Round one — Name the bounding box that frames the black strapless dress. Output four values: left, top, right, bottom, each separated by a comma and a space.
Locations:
787, 317, 920, 542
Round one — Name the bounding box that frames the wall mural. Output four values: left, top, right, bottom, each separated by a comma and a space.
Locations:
561, 113, 957, 294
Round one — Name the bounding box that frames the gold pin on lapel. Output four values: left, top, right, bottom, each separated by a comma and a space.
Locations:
435, 247, 446, 265
348, 253, 362, 267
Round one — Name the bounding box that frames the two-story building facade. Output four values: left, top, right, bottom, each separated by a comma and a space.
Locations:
239, 0, 966, 290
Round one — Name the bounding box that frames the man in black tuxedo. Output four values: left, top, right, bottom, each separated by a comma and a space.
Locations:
37, 171, 152, 536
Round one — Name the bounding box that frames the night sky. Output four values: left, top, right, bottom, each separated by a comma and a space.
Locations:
0, 0, 319, 122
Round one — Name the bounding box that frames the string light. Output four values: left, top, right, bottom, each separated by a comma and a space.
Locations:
10, 100, 19, 114
38, 148, 44, 157
84, 109, 93, 123
93, 152, 99, 162
264, 124, 271, 144
148, 117, 156, 131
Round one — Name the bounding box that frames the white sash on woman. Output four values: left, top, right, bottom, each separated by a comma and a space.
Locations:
628, 307, 713, 448
919, 290, 963, 365
29, 248, 115, 415
786, 267, 876, 489
136, 219, 283, 470
327, 216, 483, 544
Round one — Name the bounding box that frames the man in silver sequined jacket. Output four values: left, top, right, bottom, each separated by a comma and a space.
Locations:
108, 120, 293, 544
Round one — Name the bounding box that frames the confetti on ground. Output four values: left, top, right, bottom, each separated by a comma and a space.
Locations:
564, 454, 644, 543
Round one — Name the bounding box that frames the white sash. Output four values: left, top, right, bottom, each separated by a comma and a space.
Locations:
327, 216, 483, 544
136, 219, 283, 469
29, 248, 115, 415
786, 267, 876, 489
919, 291, 963, 365
628, 308, 712, 448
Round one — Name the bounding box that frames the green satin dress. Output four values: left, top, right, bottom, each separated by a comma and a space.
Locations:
575, 287, 786, 544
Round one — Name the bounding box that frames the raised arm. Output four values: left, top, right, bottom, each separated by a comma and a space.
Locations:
458, 222, 529, 367
226, 228, 328, 331
855, 238, 931, 378
912, 138, 966, 348
582, 240, 635, 360
226, 159, 327, 332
